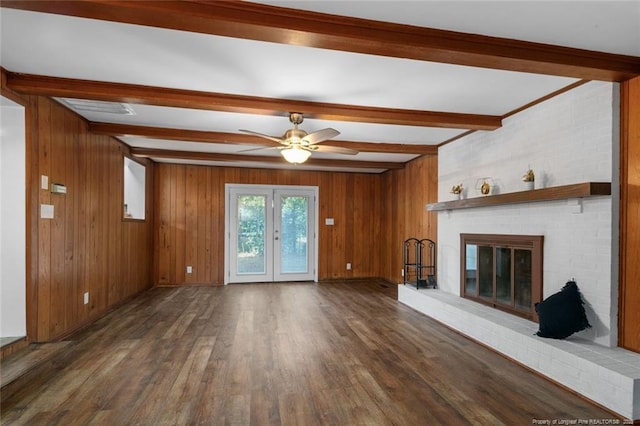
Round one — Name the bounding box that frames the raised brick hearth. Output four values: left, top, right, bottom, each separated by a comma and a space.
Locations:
398, 285, 640, 421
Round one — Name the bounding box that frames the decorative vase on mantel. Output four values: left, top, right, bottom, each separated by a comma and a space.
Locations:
522, 169, 535, 191
450, 184, 463, 200
480, 181, 491, 195
475, 178, 494, 196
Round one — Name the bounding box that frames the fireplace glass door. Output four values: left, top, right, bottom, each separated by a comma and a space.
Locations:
461, 234, 543, 321
514, 249, 533, 310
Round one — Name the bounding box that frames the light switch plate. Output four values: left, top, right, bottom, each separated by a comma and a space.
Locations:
41, 175, 48, 190
325, 218, 334, 225
40, 204, 54, 219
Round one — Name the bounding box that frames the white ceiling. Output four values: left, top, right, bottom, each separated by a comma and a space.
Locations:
1, 1, 639, 173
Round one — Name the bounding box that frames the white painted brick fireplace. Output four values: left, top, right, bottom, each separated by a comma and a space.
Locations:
398, 81, 640, 420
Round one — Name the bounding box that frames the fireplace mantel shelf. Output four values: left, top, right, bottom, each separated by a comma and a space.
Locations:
427, 182, 611, 212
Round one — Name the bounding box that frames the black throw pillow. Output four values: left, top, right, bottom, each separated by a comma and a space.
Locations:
535, 281, 592, 339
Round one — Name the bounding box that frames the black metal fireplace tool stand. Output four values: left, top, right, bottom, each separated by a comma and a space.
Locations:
403, 238, 437, 289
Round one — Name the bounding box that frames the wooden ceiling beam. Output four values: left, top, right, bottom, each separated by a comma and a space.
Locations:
2, 1, 639, 81
314, 140, 437, 155
8, 73, 500, 130
130, 148, 405, 170
89, 122, 438, 155
90, 122, 282, 147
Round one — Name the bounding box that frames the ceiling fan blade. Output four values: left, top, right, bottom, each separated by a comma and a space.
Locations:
310, 145, 359, 155
301, 128, 340, 145
239, 129, 287, 144
237, 146, 282, 153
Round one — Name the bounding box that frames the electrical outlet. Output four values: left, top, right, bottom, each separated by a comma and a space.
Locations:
346, 263, 351, 270
83, 292, 89, 305
186, 266, 193, 274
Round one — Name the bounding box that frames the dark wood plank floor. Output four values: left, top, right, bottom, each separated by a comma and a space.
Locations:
1, 280, 621, 425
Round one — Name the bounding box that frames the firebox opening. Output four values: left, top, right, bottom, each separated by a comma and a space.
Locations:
460, 234, 543, 322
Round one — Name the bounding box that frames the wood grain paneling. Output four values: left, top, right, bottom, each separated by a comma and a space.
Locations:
620, 76, 640, 353
25, 95, 39, 342
381, 155, 439, 284
25, 96, 154, 342
153, 155, 437, 286
154, 165, 390, 284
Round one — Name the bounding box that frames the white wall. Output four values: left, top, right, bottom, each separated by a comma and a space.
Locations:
437, 81, 618, 347
124, 157, 145, 220
0, 97, 27, 338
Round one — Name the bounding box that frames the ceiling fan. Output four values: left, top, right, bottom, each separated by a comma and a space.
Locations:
239, 112, 358, 164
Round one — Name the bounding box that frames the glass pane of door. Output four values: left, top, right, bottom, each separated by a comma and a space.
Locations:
274, 189, 315, 282
227, 185, 316, 284
237, 195, 266, 274
228, 187, 274, 283
279, 195, 308, 273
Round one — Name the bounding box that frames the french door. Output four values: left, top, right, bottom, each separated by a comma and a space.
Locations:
225, 185, 317, 284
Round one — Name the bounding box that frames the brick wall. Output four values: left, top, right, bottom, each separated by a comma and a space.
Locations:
437, 81, 619, 347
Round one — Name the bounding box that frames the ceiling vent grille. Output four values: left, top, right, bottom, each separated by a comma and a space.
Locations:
57, 98, 136, 115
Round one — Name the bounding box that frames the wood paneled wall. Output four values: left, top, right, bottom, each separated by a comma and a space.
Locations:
380, 155, 439, 283
153, 155, 438, 286
154, 165, 391, 284
620, 76, 640, 352
25, 96, 154, 342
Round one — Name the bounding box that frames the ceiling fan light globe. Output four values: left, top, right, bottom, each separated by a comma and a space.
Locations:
281, 147, 311, 164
